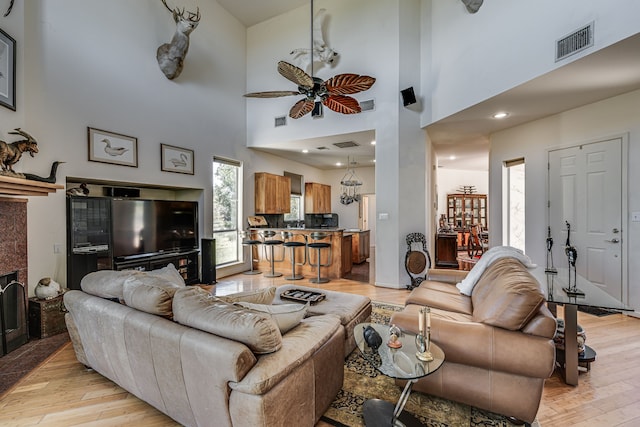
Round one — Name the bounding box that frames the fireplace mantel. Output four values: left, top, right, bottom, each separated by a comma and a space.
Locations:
0, 175, 64, 196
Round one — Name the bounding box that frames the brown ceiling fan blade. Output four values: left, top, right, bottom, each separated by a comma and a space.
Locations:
325, 74, 376, 95
323, 95, 362, 114
289, 99, 315, 119
244, 90, 300, 98
278, 61, 314, 88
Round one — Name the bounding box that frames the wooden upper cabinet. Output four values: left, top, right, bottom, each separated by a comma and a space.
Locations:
305, 182, 332, 213
255, 173, 291, 214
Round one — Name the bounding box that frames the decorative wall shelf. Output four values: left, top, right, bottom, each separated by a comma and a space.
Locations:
0, 175, 64, 196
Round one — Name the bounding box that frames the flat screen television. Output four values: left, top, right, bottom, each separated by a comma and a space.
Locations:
111, 199, 199, 259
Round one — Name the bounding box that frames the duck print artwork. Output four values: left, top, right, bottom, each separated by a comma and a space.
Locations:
88, 128, 138, 167
161, 144, 194, 175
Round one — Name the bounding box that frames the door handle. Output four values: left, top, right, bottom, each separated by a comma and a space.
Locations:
605, 238, 620, 244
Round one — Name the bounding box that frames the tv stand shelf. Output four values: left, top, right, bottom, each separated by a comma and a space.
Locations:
114, 250, 200, 285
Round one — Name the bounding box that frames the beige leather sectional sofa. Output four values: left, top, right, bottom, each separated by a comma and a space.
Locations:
64, 266, 348, 427
391, 255, 557, 424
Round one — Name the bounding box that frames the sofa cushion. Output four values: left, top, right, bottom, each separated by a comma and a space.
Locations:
219, 287, 276, 304
471, 258, 545, 330
235, 302, 308, 334
173, 287, 282, 354
406, 283, 472, 315
80, 270, 136, 302
122, 274, 183, 317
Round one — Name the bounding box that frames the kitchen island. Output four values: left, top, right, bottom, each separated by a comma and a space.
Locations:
248, 228, 352, 279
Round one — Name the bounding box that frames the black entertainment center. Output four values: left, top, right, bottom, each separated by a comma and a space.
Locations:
67, 196, 201, 290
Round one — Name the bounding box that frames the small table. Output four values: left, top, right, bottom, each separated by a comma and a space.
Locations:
354, 323, 445, 427
531, 267, 633, 386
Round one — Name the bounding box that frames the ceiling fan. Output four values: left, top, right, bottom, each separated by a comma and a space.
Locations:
244, 1, 376, 119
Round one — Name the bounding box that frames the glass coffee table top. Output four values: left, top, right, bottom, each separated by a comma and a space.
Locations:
354, 323, 445, 427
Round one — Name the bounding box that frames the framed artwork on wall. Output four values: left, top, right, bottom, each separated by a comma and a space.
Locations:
161, 144, 194, 175
0, 28, 16, 111
88, 127, 138, 167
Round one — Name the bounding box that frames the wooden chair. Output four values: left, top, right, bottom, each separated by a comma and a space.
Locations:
467, 225, 489, 258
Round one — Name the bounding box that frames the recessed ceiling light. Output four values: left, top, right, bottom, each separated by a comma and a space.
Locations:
336, 162, 342, 167
371, 140, 376, 145
373, 159, 376, 163
449, 155, 456, 160
302, 149, 309, 153
493, 112, 509, 119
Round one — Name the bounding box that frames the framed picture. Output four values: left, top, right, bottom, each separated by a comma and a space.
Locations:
161, 144, 194, 175
88, 127, 138, 167
0, 28, 16, 111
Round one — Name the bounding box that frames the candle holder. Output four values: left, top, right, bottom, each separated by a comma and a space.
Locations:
415, 307, 433, 362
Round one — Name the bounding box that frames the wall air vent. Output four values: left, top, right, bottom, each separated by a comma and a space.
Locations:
274, 116, 287, 127
556, 22, 594, 62
333, 141, 360, 149
360, 99, 375, 111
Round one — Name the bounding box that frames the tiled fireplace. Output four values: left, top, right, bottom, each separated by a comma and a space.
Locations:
0, 197, 29, 356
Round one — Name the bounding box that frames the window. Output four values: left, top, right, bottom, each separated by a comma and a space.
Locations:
213, 157, 242, 266
285, 195, 302, 221
283, 171, 303, 222
503, 158, 525, 251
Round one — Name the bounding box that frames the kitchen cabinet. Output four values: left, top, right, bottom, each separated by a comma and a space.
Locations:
255, 173, 291, 214
305, 182, 331, 213
350, 230, 370, 264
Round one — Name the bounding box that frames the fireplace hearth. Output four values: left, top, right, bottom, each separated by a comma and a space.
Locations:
1, 271, 28, 356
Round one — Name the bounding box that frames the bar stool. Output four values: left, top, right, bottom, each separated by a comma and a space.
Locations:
281, 231, 307, 280
307, 232, 332, 284
240, 230, 262, 275
260, 230, 284, 278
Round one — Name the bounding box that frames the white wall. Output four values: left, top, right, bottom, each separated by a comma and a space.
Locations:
490, 89, 640, 312
425, 0, 640, 126
8, 0, 331, 293
247, 0, 428, 288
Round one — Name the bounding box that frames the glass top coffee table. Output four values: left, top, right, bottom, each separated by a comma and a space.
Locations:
354, 322, 445, 427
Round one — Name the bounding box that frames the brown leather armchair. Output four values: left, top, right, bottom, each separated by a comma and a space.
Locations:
391, 257, 556, 424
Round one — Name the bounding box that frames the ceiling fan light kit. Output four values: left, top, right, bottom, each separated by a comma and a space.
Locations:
244, 1, 375, 119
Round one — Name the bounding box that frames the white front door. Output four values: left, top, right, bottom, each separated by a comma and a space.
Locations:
548, 138, 623, 300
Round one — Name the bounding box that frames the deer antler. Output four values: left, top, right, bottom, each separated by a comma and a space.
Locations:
161, 0, 199, 22
9, 128, 37, 143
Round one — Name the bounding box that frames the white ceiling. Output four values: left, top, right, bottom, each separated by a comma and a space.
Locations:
218, 1, 640, 171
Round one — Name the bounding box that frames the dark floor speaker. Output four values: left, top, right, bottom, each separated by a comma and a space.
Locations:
201, 238, 217, 285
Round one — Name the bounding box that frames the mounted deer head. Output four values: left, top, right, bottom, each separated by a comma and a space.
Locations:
156, 0, 201, 80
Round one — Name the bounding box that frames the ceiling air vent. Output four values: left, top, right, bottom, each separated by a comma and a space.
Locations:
360, 99, 375, 111
556, 22, 594, 62
333, 141, 360, 149
316, 146, 329, 150
274, 116, 287, 127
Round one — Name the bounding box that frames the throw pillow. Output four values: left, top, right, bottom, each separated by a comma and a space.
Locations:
122, 274, 183, 318
145, 263, 186, 287
235, 302, 308, 334
80, 270, 136, 302
173, 287, 282, 354
219, 286, 276, 304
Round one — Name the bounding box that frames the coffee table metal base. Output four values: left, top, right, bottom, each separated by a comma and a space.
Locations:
362, 379, 424, 427
363, 400, 424, 427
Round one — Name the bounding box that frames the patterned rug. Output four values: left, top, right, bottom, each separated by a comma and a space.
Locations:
321, 302, 536, 427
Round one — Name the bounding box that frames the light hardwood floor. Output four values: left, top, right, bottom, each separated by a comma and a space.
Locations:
1, 273, 639, 426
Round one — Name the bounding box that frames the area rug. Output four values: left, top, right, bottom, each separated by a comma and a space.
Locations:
321, 302, 536, 427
